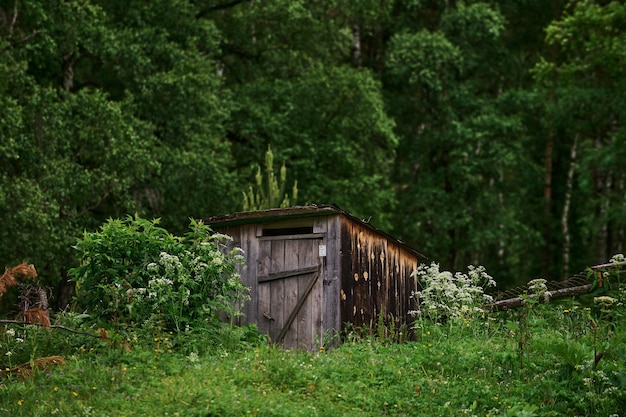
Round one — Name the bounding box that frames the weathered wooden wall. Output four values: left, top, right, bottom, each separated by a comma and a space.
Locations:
339, 219, 419, 330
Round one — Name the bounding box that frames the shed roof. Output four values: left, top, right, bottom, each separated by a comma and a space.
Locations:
204, 204, 427, 260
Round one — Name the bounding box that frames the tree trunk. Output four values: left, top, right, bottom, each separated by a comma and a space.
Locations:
54, 272, 74, 311
593, 137, 611, 264
542, 129, 554, 277
352, 22, 362, 68
561, 135, 578, 278
618, 174, 625, 254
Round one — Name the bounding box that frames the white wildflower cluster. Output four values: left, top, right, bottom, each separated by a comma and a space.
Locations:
148, 277, 174, 288
190, 256, 209, 274
610, 253, 625, 264
411, 262, 496, 322
159, 252, 183, 275
527, 278, 547, 295
594, 295, 616, 306
594, 295, 617, 314
208, 233, 233, 242
526, 278, 552, 302
211, 254, 224, 266
229, 247, 246, 262
187, 351, 199, 363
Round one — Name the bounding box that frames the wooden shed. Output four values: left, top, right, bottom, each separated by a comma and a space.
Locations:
204, 205, 425, 350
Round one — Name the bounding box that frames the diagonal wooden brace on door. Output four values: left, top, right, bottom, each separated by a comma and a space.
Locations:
268, 266, 320, 346
257, 266, 318, 283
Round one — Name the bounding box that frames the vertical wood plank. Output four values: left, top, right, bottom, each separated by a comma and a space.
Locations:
257, 239, 271, 336
312, 244, 324, 350
269, 240, 286, 344
297, 239, 315, 350
371, 240, 383, 327
340, 219, 354, 327
283, 239, 300, 349
323, 215, 341, 348
243, 225, 259, 326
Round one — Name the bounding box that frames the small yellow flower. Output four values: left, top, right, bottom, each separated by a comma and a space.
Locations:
72, 391, 79, 397
122, 367, 127, 372
17, 400, 24, 406
92, 386, 97, 391
54, 386, 59, 392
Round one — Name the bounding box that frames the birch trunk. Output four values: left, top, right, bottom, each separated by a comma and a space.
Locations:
561, 135, 578, 278
593, 137, 611, 263
543, 130, 554, 277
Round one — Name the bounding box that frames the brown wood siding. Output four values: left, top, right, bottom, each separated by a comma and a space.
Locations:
340, 217, 419, 330
340, 221, 354, 326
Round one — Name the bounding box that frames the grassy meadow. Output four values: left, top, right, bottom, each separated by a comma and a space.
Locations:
1, 291, 625, 417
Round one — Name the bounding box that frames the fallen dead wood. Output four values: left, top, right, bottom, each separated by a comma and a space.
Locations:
485, 261, 625, 311
486, 284, 592, 311
0, 319, 102, 338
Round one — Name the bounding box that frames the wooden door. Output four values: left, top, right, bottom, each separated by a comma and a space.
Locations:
256, 235, 324, 350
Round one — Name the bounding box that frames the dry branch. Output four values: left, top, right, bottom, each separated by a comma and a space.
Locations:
0, 319, 102, 338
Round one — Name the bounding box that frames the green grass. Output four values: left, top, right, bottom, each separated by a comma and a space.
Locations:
2, 294, 625, 417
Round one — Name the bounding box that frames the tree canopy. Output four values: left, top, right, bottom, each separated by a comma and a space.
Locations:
1, 0, 624, 308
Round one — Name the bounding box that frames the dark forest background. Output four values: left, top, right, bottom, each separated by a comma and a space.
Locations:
1, 0, 625, 308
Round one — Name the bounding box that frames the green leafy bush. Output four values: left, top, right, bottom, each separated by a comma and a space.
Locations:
69, 216, 248, 332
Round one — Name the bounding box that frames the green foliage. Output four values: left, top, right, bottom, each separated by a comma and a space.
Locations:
3, 290, 626, 416
69, 216, 248, 332
229, 63, 398, 229
242, 146, 298, 211
531, 0, 626, 273
385, 1, 538, 279
2, 0, 626, 306
0, 0, 235, 300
